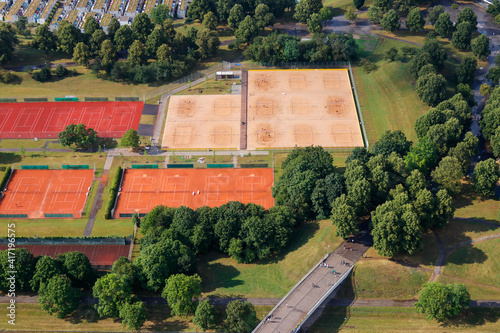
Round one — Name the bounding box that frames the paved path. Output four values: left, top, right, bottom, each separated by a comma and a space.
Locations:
253, 233, 372, 333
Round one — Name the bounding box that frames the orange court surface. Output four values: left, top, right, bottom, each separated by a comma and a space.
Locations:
246, 69, 364, 149
114, 168, 274, 217
0, 169, 93, 218
162, 95, 241, 150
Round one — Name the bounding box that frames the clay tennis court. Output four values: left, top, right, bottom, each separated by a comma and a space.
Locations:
0, 245, 129, 266
0, 169, 93, 218
0, 101, 143, 139
162, 95, 241, 150
246, 69, 364, 149
114, 168, 274, 217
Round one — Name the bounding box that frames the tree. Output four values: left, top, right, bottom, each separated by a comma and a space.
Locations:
84, 16, 101, 35
452, 22, 473, 50
371, 130, 411, 156
0, 249, 35, 292
344, 7, 357, 22
73, 42, 91, 66
294, 0, 323, 22
32, 65, 52, 82
427, 5, 445, 25
131, 13, 154, 42
119, 301, 147, 331
15, 16, 27, 32
405, 137, 438, 174
255, 4, 275, 29
416, 73, 447, 106
32, 24, 57, 53
456, 56, 477, 85
136, 239, 196, 291
373, 0, 393, 12
151, 4, 171, 24
145, 27, 165, 57
472, 158, 500, 196
196, 28, 220, 58
100, 39, 117, 68
385, 47, 398, 61
415, 282, 470, 321
308, 13, 323, 34
216, 0, 234, 21
128, 40, 145, 66
421, 38, 447, 69
434, 12, 454, 38
30, 256, 64, 292
157, 44, 172, 62
486, 66, 500, 83
57, 21, 81, 55
114, 25, 134, 52
0, 23, 18, 64
58, 123, 99, 150
162, 274, 202, 316
471, 34, 491, 59
58, 251, 94, 287
380, 10, 400, 33
431, 156, 464, 194
93, 273, 132, 318
228, 4, 245, 30
89, 29, 107, 56
368, 5, 383, 23
480, 83, 493, 97
203, 11, 219, 30
235, 16, 259, 44
406, 8, 425, 32
38, 275, 81, 318
224, 300, 258, 333
121, 129, 140, 149
108, 18, 121, 39
353, 0, 365, 9
188, 0, 216, 21
193, 299, 216, 331
457, 7, 477, 31
331, 194, 358, 238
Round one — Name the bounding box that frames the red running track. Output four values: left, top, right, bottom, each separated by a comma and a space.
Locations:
0, 101, 143, 139
0, 245, 129, 266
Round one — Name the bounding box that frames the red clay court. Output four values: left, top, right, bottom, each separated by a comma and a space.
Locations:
0, 101, 143, 139
0, 245, 129, 266
0, 169, 94, 218
114, 168, 274, 217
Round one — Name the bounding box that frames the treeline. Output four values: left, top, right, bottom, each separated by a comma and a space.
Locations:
30, 14, 219, 84
245, 32, 359, 64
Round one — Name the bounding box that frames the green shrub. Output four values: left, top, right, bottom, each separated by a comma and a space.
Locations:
0, 166, 12, 191
105, 166, 122, 219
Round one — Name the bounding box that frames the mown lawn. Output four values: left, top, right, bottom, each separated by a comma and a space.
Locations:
353, 37, 429, 144
438, 275, 500, 300
453, 183, 500, 223
198, 219, 343, 298
443, 238, 500, 289
438, 219, 500, 249
309, 306, 500, 332
337, 259, 431, 300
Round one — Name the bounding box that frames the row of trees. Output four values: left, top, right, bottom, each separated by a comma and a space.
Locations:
245, 32, 359, 64
0, 22, 19, 64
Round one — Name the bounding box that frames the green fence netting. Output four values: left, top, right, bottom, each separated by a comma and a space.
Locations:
167, 164, 194, 168
131, 164, 159, 169
21, 165, 49, 170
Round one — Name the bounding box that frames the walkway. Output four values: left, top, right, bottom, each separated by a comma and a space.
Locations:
253, 233, 372, 333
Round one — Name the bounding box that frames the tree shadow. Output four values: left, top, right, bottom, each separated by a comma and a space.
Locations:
445, 244, 488, 266
143, 305, 191, 331
0, 153, 22, 164
441, 308, 500, 328
97, 138, 118, 149
197, 257, 244, 293
66, 304, 99, 324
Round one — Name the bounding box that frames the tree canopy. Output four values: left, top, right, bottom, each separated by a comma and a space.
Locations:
415, 282, 470, 321
38, 274, 81, 318
58, 124, 99, 150
162, 274, 202, 316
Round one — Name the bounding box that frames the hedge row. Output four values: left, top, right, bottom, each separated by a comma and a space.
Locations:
0, 167, 12, 191
105, 166, 122, 219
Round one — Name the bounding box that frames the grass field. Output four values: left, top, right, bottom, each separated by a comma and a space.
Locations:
337, 259, 431, 300
438, 275, 500, 300
174, 77, 239, 95
443, 238, 500, 289
353, 37, 429, 144
198, 219, 342, 298
4, 36, 71, 68
453, 183, 500, 223
438, 219, 500, 249
309, 306, 500, 332
0, 218, 88, 237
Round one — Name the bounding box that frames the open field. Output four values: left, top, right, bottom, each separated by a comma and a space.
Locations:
438, 275, 500, 300
337, 259, 431, 300
0, 218, 88, 237
309, 306, 500, 332
443, 238, 500, 288
453, 183, 500, 223
198, 219, 343, 298
247, 69, 364, 149
438, 219, 500, 249
353, 37, 429, 144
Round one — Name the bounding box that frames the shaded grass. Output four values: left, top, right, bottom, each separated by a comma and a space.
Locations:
5, 37, 71, 68
0, 151, 106, 170
443, 238, 500, 289
336, 259, 431, 300
438, 275, 500, 300
309, 306, 500, 332
453, 183, 500, 223
0, 139, 59, 149
198, 219, 343, 298
353, 37, 429, 144
139, 114, 157, 125
438, 219, 500, 249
